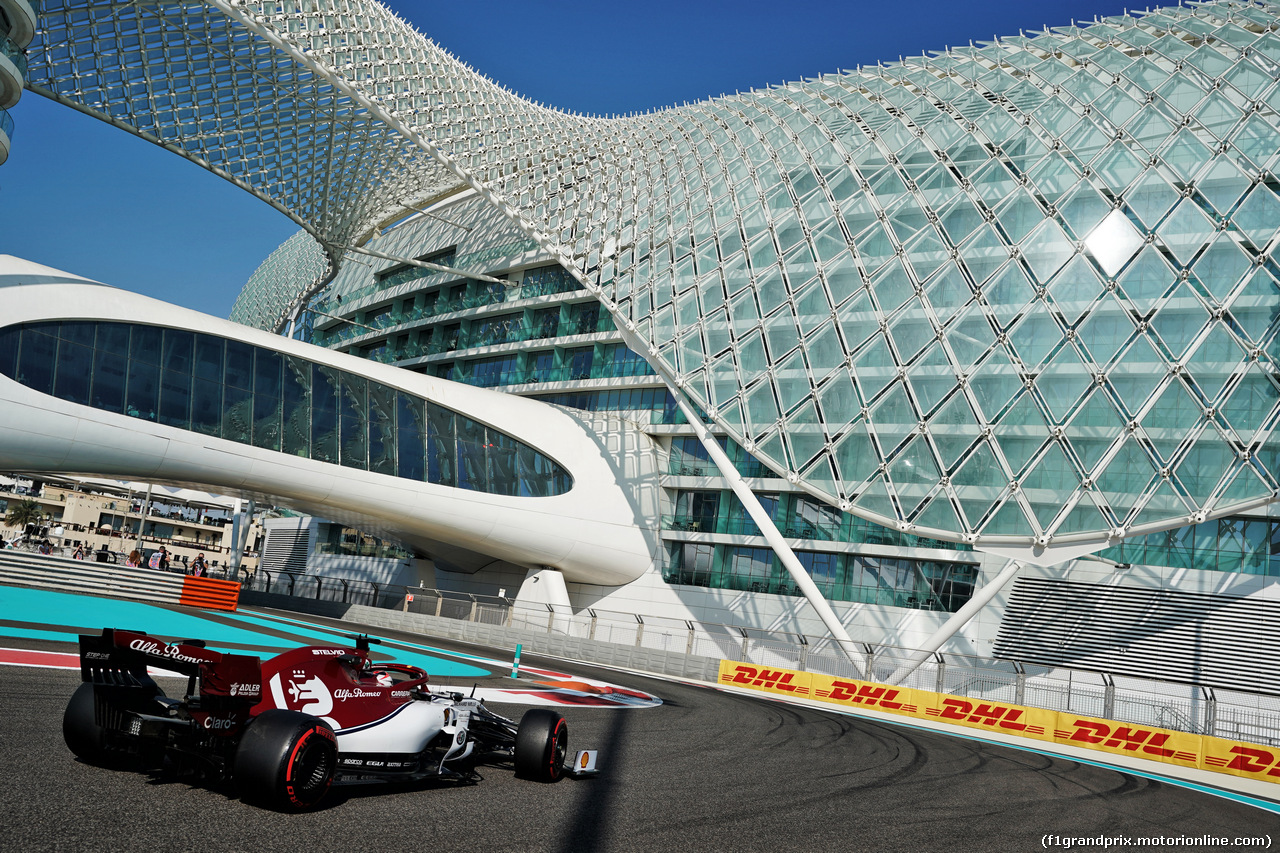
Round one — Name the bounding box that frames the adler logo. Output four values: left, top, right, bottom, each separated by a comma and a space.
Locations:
229, 683, 261, 698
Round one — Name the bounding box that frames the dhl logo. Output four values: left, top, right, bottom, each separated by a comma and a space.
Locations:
1204, 745, 1280, 776
816, 680, 916, 712
721, 664, 807, 694
927, 698, 1042, 733
1052, 720, 1196, 761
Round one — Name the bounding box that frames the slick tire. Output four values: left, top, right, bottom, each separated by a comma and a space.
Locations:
514, 708, 567, 783
234, 710, 337, 811
63, 682, 113, 765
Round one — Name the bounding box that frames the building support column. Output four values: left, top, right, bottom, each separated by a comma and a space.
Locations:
886, 557, 1022, 685
672, 395, 864, 675
229, 498, 255, 581
133, 483, 153, 555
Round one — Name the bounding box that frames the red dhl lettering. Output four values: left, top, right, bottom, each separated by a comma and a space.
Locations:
827, 681, 904, 709
935, 698, 1027, 731
1222, 746, 1280, 776
1064, 721, 1176, 757
729, 665, 798, 691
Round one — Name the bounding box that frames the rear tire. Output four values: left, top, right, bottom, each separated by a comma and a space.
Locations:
514, 708, 567, 782
63, 682, 111, 765
234, 710, 337, 811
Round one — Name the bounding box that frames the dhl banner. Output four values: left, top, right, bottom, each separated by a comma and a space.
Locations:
718, 660, 1280, 786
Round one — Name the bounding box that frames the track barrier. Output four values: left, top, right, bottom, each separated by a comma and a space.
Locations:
0, 550, 239, 612
718, 660, 1280, 787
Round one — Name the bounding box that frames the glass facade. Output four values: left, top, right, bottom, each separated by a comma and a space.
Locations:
1098, 514, 1280, 576
130, 0, 1274, 547
663, 541, 978, 612
0, 321, 572, 497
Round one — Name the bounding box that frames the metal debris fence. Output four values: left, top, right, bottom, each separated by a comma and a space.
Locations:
242, 571, 1280, 746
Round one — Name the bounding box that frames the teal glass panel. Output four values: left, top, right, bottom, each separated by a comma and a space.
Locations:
281, 357, 311, 457
455, 415, 487, 492
158, 368, 191, 431
252, 349, 282, 452
17, 327, 57, 396
311, 364, 340, 464
54, 341, 92, 407
125, 359, 158, 421
90, 348, 126, 415
338, 373, 367, 469
191, 377, 221, 437
222, 384, 251, 443
426, 403, 456, 487
128, 325, 162, 366
368, 381, 397, 476
225, 340, 253, 390
193, 335, 224, 384
395, 392, 426, 482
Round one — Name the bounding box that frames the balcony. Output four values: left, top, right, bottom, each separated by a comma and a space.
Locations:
0, 30, 26, 109
0, 0, 37, 47
0, 106, 11, 167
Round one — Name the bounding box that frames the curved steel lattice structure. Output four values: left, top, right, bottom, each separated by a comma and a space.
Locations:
26, 0, 1280, 548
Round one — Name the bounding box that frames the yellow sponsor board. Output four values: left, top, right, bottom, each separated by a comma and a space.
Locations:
717, 660, 1280, 785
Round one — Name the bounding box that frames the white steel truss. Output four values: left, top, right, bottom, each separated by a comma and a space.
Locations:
25, 0, 1280, 550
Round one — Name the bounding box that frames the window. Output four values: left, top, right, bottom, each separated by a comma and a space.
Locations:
0, 320, 573, 498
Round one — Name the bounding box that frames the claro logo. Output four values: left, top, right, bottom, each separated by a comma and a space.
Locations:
202, 716, 237, 730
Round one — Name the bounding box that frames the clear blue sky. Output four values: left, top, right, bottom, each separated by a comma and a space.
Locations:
0, 0, 1134, 319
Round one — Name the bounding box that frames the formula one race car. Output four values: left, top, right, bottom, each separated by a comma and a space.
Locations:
63, 628, 596, 810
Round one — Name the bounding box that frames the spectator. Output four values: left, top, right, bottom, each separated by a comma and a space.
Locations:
158, 546, 170, 571
73, 545, 85, 560
191, 553, 207, 577
126, 550, 142, 567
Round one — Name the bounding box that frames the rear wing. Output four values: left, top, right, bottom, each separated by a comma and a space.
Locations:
78, 628, 262, 698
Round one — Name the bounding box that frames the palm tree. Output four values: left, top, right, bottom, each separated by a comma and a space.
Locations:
4, 499, 44, 536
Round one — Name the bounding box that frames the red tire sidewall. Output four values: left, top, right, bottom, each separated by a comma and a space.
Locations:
284, 724, 337, 808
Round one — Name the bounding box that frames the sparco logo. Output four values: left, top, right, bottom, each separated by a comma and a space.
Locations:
229, 683, 261, 698
129, 639, 205, 666
334, 688, 382, 701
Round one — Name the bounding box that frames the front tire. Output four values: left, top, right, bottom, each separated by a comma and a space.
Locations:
514, 708, 567, 782
234, 710, 337, 811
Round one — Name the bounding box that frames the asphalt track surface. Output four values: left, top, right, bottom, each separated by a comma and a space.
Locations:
1, 610, 1277, 853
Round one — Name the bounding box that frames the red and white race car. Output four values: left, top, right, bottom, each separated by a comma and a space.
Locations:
64, 628, 596, 810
